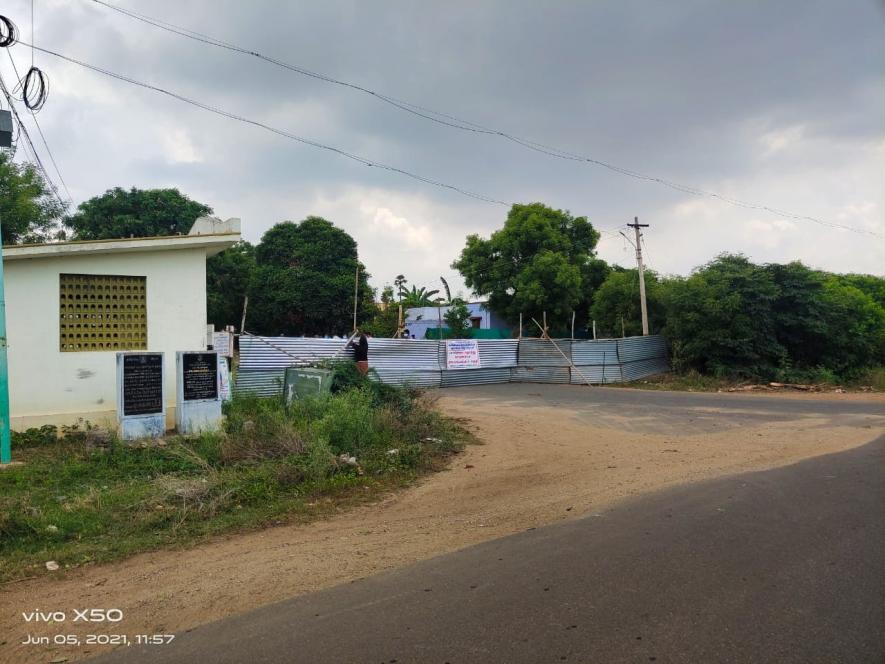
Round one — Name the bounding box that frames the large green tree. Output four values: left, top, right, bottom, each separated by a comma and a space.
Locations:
835, 273, 885, 310
763, 262, 832, 371
452, 202, 604, 332
664, 254, 784, 378
590, 268, 667, 338
660, 256, 885, 380
246, 217, 375, 336
206, 241, 256, 330
817, 278, 885, 375
65, 187, 212, 240
0, 152, 68, 243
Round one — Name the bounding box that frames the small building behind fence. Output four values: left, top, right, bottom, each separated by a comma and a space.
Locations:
404, 301, 511, 339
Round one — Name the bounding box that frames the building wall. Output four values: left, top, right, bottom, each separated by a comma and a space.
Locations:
404, 302, 503, 338
5, 248, 208, 430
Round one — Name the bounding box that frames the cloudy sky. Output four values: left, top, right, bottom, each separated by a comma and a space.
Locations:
3, 0, 883, 295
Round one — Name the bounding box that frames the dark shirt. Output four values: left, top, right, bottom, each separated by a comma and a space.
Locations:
353, 335, 369, 362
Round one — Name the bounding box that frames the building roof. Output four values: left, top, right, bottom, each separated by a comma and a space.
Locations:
405, 301, 489, 322
2, 232, 241, 262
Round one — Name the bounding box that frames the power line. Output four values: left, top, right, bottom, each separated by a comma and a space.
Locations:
86, 0, 880, 238
0, 69, 68, 209
5, 48, 72, 201
19, 41, 509, 207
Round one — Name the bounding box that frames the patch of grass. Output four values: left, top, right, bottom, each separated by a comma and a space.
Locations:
607, 367, 885, 393
0, 385, 468, 583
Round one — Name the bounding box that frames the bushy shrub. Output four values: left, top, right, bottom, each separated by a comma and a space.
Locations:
659, 254, 885, 380
314, 387, 378, 456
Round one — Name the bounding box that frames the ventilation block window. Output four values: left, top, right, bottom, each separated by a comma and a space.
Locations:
59, 274, 147, 352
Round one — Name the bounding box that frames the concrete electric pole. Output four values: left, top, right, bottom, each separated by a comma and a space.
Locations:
620, 218, 650, 336
0, 109, 11, 464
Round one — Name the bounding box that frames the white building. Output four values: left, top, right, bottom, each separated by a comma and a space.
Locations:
2, 218, 240, 431
403, 301, 511, 339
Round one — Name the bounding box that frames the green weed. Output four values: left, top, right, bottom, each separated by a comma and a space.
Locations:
0, 383, 466, 582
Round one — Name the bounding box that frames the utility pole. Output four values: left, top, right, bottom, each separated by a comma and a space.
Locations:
0, 210, 9, 464
621, 217, 650, 336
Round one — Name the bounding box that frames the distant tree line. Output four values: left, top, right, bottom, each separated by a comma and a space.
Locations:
2, 164, 880, 381
453, 202, 885, 381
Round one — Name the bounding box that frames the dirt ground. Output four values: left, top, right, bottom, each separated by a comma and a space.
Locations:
2, 385, 883, 664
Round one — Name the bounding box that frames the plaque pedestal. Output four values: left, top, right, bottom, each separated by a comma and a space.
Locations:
117, 352, 166, 440
176, 351, 222, 434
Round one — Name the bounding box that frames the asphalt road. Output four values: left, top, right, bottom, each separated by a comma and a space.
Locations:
92, 433, 885, 664
445, 383, 885, 435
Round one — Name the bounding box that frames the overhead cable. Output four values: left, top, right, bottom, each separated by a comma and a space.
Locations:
0, 69, 68, 208
19, 41, 509, 206
5, 49, 71, 199
85, 0, 879, 237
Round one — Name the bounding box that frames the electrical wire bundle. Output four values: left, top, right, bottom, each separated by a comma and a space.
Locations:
0, 15, 17, 48
0, 15, 49, 111
19, 63, 48, 111
0, 12, 49, 111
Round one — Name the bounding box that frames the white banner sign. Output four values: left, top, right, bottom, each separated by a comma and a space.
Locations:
212, 331, 233, 358
446, 339, 481, 370
217, 354, 232, 402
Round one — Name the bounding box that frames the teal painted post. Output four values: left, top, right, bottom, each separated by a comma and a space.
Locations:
0, 229, 9, 464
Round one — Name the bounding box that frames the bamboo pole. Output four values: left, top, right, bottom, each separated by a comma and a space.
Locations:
239, 295, 249, 335
531, 317, 593, 388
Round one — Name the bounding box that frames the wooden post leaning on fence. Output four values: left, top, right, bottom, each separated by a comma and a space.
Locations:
240, 295, 249, 337
394, 304, 406, 339
531, 317, 593, 388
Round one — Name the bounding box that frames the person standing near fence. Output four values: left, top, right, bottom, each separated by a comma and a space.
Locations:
350, 331, 370, 375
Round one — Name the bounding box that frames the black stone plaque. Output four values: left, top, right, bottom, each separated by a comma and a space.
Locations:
122, 353, 163, 416
182, 352, 218, 401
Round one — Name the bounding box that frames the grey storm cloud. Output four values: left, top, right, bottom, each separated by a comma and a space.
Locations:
2, 0, 883, 293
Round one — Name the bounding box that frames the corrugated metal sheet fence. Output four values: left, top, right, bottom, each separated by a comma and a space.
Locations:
234, 335, 669, 397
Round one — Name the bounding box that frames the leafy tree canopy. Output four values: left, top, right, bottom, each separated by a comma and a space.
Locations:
835, 273, 885, 310
665, 254, 784, 378
400, 285, 441, 308
763, 261, 831, 370
0, 152, 68, 244
452, 202, 602, 330
246, 217, 375, 336
590, 268, 667, 338
817, 277, 885, 375
65, 187, 211, 240
207, 241, 256, 330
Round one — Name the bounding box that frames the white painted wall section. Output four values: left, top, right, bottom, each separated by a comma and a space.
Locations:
4, 247, 212, 430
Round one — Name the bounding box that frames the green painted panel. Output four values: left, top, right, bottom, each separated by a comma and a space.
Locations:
283, 367, 333, 403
